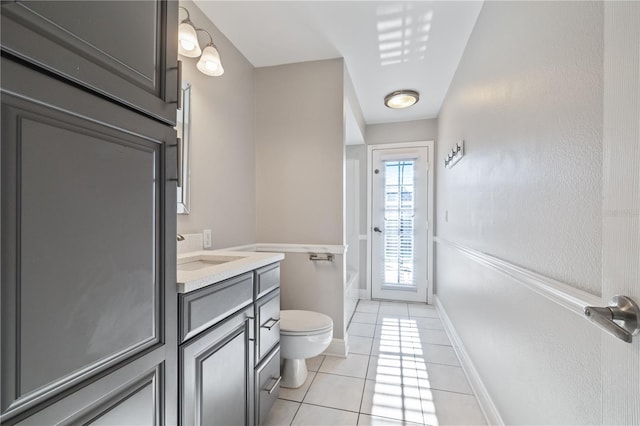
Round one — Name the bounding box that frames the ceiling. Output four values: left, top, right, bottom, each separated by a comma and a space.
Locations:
195, 1, 483, 125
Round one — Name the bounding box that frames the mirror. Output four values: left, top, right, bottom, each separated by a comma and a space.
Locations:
176, 81, 191, 214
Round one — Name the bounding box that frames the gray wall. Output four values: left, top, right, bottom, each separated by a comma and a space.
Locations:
366, 118, 438, 145
254, 59, 347, 342
255, 59, 345, 245
176, 0, 256, 249
435, 1, 603, 424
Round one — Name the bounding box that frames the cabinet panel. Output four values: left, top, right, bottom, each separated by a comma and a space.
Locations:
0, 59, 177, 421
11, 355, 165, 426
180, 306, 254, 426
0, 0, 178, 124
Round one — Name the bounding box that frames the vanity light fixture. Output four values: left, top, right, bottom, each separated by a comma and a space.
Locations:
178, 7, 224, 76
384, 90, 420, 109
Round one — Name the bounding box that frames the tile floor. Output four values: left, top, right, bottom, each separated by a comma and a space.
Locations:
264, 300, 487, 426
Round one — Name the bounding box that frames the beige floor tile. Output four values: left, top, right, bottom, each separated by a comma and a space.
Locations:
292, 404, 358, 426
307, 355, 325, 372
418, 343, 460, 367
367, 356, 420, 383
377, 314, 412, 325
420, 389, 486, 426
412, 317, 444, 330
415, 329, 451, 346
319, 354, 370, 378
356, 300, 380, 313
279, 371, 317, 402
263, 399, 300, 426
349, 322, 377, 338
349, 335, 374, 355
303, 372, 365, 412
372, 337, 424, 358
407, 304, 439, 319
418, 363, 472, 395
360, 380, 424, 425
378, 302, 409, 315
353, 312, 379, 324
357, 413, 423, 425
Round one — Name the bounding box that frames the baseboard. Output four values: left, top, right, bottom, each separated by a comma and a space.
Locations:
435, 296, 504, 426
323, 338, 347, 358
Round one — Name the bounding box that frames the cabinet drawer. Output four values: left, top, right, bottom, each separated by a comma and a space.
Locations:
179, 273, 253, 343
257, 290, 280, 362
256, 263, 280, 299
256, 347, 280, 426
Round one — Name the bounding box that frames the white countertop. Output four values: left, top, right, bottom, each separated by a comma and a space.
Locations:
176, 250, 284, 293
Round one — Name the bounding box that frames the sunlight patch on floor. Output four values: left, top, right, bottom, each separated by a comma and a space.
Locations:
370, 316, 439, 425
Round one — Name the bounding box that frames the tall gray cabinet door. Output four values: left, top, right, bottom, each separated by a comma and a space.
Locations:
0, 0, 179, 124
0, 59, 177, 424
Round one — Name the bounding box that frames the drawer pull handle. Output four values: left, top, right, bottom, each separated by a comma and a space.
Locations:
264, 376, 282, 394
261, 318, 280, 330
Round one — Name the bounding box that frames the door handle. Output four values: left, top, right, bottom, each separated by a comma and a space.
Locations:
373, 227, 382, 233
584, 295, 640, 343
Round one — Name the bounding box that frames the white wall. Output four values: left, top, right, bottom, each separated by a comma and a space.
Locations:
176, 0, 256, 249
435, 1, 603, 424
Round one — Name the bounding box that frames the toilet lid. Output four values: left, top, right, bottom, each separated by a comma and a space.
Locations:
280, 310, 333, 334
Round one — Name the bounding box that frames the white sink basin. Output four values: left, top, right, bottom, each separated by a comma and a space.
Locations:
177, 255, 245, 271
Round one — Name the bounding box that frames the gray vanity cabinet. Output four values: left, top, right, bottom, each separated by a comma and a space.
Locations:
0, 0, 179, 124
0, 1, 178, 424
180, 306, 255, 426
178, 274, 256, 426
177, 263, 282, 426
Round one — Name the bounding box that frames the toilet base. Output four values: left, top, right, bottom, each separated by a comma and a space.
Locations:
280, 358, 308, 388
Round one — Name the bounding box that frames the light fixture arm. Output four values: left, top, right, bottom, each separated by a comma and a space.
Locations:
195, 28, 215, 47
178, 6, 191, 22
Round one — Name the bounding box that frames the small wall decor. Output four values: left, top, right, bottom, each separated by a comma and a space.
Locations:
444, 140, 465, 169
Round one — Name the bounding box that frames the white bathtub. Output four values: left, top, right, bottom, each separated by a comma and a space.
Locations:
345, 270, 360, 327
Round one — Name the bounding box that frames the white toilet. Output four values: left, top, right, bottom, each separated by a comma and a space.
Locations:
279, 310, 333, 388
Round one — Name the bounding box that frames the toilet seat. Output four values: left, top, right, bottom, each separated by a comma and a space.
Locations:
280, 310, 333, 336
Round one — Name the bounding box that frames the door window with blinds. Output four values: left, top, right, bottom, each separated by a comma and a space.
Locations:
383, 159, 416, 288
371, 146, 429, 302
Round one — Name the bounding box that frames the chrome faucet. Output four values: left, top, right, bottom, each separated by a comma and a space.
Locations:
177, 234, 185, 241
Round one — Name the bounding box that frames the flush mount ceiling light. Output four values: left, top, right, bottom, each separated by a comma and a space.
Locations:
384, 90, 420, 109
178, 7, 224, 77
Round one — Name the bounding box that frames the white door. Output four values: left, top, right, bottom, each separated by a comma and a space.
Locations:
370, 144, 432, 303
601, 2, 640, 422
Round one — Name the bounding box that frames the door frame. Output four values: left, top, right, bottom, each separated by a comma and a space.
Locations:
366, 141, 435, 304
